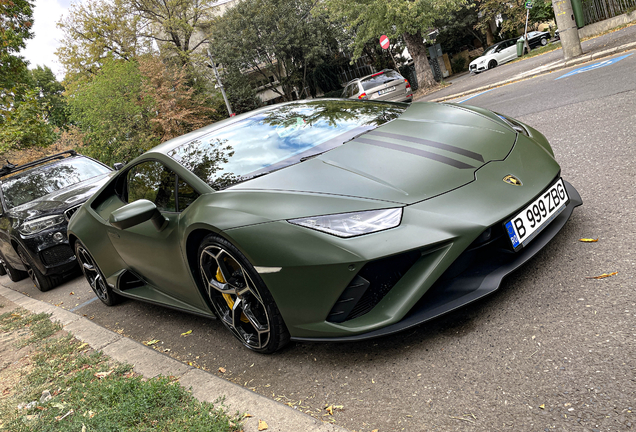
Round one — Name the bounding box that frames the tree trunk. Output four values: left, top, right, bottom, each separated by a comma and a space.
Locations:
486, 21, 495, 46
402, 31, 436, 89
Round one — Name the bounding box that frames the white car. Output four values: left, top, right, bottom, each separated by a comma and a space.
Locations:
469, 38, 518, 73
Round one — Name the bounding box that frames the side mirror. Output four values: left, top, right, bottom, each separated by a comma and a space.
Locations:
109, 200, 167, 231
113, 162, 125, 170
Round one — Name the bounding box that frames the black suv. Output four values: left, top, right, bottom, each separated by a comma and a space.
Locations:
0, 151, 112, 291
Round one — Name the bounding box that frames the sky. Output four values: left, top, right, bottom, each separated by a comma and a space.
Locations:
22, 0, 74, 81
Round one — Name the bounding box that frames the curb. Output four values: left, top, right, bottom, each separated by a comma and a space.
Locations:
427, 41, 636, 103
0, 285, 348, 432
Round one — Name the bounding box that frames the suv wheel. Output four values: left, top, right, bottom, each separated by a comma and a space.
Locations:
18, 246, 58, 291
0, 252, 27, 282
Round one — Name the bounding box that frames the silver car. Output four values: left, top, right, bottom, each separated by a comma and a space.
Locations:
342, 69, 413, 103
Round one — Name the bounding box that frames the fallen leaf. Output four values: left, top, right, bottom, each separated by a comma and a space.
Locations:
94, 370, 113, 379
326, 405, 333, 415
143, 339, 160, 346
243, 413, 253, 418
258, 419, 268, 430
56, 409, 74, 421
539, 404, 545, 409
218, 367, 226, 373
180, 330, 192, 336
586, 272, 618, 279
69, 292, 75, 295
579, 238, 598, 242
77, 343, 89, 350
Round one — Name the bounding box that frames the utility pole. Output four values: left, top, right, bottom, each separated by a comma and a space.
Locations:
206, 48, 234, 117
552, 0, 583, 59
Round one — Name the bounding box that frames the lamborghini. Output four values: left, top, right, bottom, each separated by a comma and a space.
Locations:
68, 100, 582, 353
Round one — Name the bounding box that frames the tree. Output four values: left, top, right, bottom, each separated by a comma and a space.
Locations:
433, 1, 483, 53
322, 0, 465, 90
0, 87, 58, 153
28, 66, 69, 129
0, 0, 33, 92
211, 0, 348, 102
476, 0, 554, 40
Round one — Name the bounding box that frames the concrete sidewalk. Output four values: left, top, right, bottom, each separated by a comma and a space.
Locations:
419, 37, 636, 103
0, 286, 347, 432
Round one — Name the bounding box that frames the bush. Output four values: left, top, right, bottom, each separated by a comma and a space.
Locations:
451, 57, 467, 73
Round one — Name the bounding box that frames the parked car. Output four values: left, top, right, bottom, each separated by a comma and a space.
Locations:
68, 100, 581, 353
342, 69, 413, 103
519, 30, 551, 50
469, 38, 518, 73
0, 151, 112, 290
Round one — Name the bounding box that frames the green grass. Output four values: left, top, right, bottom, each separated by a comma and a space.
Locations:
0, 310, 241, 432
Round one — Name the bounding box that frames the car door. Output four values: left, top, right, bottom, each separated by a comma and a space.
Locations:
106, 159, 203, 306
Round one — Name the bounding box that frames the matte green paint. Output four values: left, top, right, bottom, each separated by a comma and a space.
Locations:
68, 101, 566, 340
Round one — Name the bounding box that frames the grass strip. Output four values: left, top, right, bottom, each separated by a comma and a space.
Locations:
0, 309, 242, 432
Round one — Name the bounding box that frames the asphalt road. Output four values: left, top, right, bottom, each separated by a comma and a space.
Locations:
3, 51, 636, 432
423, 23, 636, 101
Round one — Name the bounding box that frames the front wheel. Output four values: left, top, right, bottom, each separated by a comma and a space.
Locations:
75, 241, 122, 306
18, 246, 58, 292
198, 234, 289, 354
488, 60, 497, 69
540, 37, 548, 46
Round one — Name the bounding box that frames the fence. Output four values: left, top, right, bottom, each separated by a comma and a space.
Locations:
583, 0, 636, 24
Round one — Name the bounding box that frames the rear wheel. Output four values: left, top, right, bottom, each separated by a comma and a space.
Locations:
540, 37, 548, 46
488, 60, 497, 69
75, 241, 122, 306
198, 234, 289, 354
17, 246, 58, 291
0, 252, 27, 282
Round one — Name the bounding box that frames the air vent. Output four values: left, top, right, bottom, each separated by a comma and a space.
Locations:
64, 204, 82, 221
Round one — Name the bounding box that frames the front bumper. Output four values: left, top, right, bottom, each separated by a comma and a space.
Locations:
292, 181, 581, 342
21, 227, 77, 276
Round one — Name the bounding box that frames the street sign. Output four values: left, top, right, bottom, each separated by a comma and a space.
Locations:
380, 35, 390, 50
525, 0, 533, 8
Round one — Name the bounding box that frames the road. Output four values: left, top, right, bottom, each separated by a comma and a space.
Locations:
3, 51, 636, 431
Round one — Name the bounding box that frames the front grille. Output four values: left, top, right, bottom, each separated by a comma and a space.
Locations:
327, 250, 421, 323
41, 245, 75, 266
64, 204, 82, 221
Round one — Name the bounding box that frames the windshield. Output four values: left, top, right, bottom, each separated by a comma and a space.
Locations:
168, 100, 406, 190
360, 70, 403, 91
483, 44, 499, 55
1, 157, 110, 209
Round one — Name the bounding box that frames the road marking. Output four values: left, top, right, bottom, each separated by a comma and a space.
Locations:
556, 53, 633, 80
69, 295, 99, 312
457, 89, 494, 104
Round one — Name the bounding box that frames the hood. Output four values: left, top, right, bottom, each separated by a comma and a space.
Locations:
231, 102, 517, 205
8, 174, 110, 221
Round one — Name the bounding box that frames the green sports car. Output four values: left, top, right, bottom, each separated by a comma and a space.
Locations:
68, 100, 582, 353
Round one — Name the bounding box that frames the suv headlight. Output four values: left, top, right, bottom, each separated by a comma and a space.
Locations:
19, 215, 66, 235
288, 208, 402, 238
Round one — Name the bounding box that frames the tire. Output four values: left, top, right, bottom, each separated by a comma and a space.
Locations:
540, 37, 548, 46
75, 241, 122, 306
198, 234, 289, 354
0, 252, 27, 282
0, 258, 6, 276
488, 60, 497, 69
17, 246, 58, 291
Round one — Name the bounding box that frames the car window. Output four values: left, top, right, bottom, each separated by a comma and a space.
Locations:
360, 70, 403, 91
127, 161, 176, 212
177, 177, 200, 211
347, 84, 357, 97
0, 157, 110, 209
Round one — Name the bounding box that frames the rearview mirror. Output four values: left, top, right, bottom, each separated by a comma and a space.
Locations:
109, 199, 167, 231
113, 162, 125, 170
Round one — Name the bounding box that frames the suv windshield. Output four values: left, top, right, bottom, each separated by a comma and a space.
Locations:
1, 157, 110, 209
168, 100, 406, 190
360, 70, 403, 91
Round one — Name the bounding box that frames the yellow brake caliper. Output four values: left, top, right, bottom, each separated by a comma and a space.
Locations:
216, 267, 249, 323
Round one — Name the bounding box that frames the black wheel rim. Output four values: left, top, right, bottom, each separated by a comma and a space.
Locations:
76, 245, 109, 301
18, 251, 40, 289
199, 245, 270, 350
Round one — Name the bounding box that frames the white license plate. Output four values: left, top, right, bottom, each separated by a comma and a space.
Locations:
505, 178, 569, 249
378, 86, 396, 95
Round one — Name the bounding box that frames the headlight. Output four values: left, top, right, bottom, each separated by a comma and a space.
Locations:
288, 208, 402, 238
18, 215, 66, 235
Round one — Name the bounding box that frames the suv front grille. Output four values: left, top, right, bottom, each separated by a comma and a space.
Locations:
64, 204, 82, 221
41, 245, 75, 266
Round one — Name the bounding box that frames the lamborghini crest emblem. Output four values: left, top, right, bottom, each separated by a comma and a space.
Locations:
503, 175, 522, 186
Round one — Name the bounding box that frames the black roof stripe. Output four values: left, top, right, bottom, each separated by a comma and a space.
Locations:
367, 131, 485, 163
355, 137, 476, 170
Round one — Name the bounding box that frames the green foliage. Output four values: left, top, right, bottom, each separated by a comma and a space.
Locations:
211, 0, 349, 101
68, 58, 156, 165
450, 56, 467, 72
433, 1, 484, 53
28, 65, 69, 128
530, 0, 556, 24
476, 0, 555, 38
0, 0, 34, 91
0, 87, 59, 153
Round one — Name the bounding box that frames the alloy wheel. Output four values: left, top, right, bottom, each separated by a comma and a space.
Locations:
199, 245, 271, 350
76, 245, 109, 301
18, 250, 40, 290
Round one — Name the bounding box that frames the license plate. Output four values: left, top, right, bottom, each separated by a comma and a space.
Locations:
505, 178, 569, 249
378, 86, 396, 95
